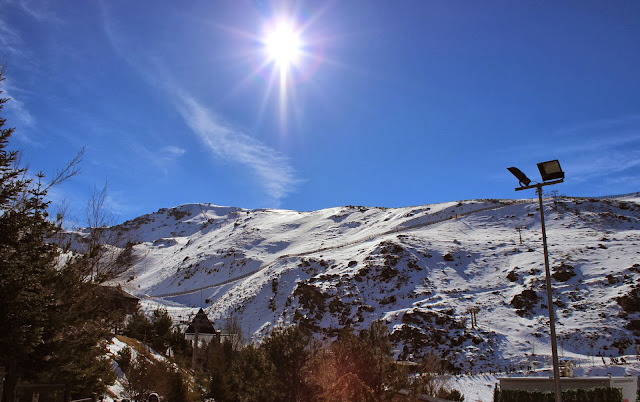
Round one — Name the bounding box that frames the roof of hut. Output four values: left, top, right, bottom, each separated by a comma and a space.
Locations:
185, 308, 217, 335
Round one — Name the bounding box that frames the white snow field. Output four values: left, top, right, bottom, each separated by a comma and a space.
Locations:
79, 195, 639, 401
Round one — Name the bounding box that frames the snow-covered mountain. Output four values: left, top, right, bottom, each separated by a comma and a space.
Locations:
80, 194, 640, 400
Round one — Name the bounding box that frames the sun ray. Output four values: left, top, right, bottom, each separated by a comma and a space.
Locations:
256, 64, 280, 132
264, 19, 302, 71
213, 9, 326, 138
279, 66, 289, 132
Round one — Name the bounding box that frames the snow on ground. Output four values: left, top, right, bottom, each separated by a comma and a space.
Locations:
450, 356, 640, 401
78, 195, 640, 400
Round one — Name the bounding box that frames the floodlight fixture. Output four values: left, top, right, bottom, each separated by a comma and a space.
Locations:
506, 160, 565, 402
507, 167, 532, 187
537, 159, 564, 182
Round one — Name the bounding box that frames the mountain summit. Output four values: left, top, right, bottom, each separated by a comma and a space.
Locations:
79, 195, 639, 374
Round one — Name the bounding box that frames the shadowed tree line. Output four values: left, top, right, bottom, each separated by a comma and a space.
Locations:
0, 68, 152, 402
0, 69, 122, 401
196, 320, 464, 402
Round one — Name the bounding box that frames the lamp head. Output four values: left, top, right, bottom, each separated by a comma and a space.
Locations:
507, 167, 532, 187
537, 159, 564, 182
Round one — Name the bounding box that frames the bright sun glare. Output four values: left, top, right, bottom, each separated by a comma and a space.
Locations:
257, 15, 314, 129
264, 20, 302, 70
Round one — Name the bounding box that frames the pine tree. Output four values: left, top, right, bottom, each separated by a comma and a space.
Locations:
0, 69, 124, 401
203, 340, 235, 401
0, 69, 62, 402
123, 309, 155, 345
151, 308, 174, 353
320, 321, 408, 402
232, 344, 279, 402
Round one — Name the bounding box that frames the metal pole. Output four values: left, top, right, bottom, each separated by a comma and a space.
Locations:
537, 184, 562, 402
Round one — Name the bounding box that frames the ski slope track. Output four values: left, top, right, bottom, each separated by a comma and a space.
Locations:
65, 195, 640, 401
146, 199, 527, 299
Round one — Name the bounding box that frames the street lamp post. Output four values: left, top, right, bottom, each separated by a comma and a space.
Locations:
508, 160, 565, 402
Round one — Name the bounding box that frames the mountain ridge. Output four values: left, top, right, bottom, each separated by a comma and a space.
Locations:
76, 194, 639, 390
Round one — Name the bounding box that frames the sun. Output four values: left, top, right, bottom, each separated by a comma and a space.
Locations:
253, 14, 319, 132
263, 19, 302, 70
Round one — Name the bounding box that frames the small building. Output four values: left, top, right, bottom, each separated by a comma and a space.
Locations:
101, 285, 140, 313
498, 376, 638, 402
184, 308, 220, 369
185, 308, 220, 345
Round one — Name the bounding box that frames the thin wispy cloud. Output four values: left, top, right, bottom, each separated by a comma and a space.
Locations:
0, 1, 50, 140
99, 3, 300, 206
553, 115, 640, 154
0, 17, 23, 56
494, 115, 640, 195
565, 151, 640, 187
139, 143, 187, 178
0, 0, 55, 68
553, 115, 640, 181
174, 92, 299, 205
109, 138, 187, 180
1, 76, 36, 145
2, 84, 35, 129
161, 145, 186, 161
3, 0, 61, 23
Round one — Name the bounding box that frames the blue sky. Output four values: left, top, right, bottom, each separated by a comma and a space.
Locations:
2, 1, 640, 225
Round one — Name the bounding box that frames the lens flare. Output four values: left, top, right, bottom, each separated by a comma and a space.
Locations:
264, 20, 302, 70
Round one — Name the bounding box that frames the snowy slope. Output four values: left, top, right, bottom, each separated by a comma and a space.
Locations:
72, 195, 640, 401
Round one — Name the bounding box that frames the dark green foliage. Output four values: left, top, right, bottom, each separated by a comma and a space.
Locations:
167, 326, 193, 364
321, 372, 374, 402
115, 241, 138, 268
118, 319, 192, 400
115, 346, 133, 373
261, 325, 317, 402
150, 308, 174, 353
0, 70, 124, 401
124, 307, 189, 358
494, 386, 623, 402
437, 388, 465, 401
195, 321, 464, 402
218, 325, 318, 402
294, 282, 329, 315
122, 352, 171, 401
165, 367, 189, 402
28, 280, 119, 396
124, 311, 155, 343
314, 320, 409, 402
119, 344, 191, 401
0, 82, 59, 398
202, 340, 235, 401
231, 344, 280, 402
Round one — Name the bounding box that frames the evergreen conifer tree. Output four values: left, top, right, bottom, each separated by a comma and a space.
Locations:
0, 69, 123, 401
0, 69, 63, 402
261, 325, 316, 402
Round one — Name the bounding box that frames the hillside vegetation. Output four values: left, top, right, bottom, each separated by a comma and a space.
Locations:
82, 195, 640, 377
